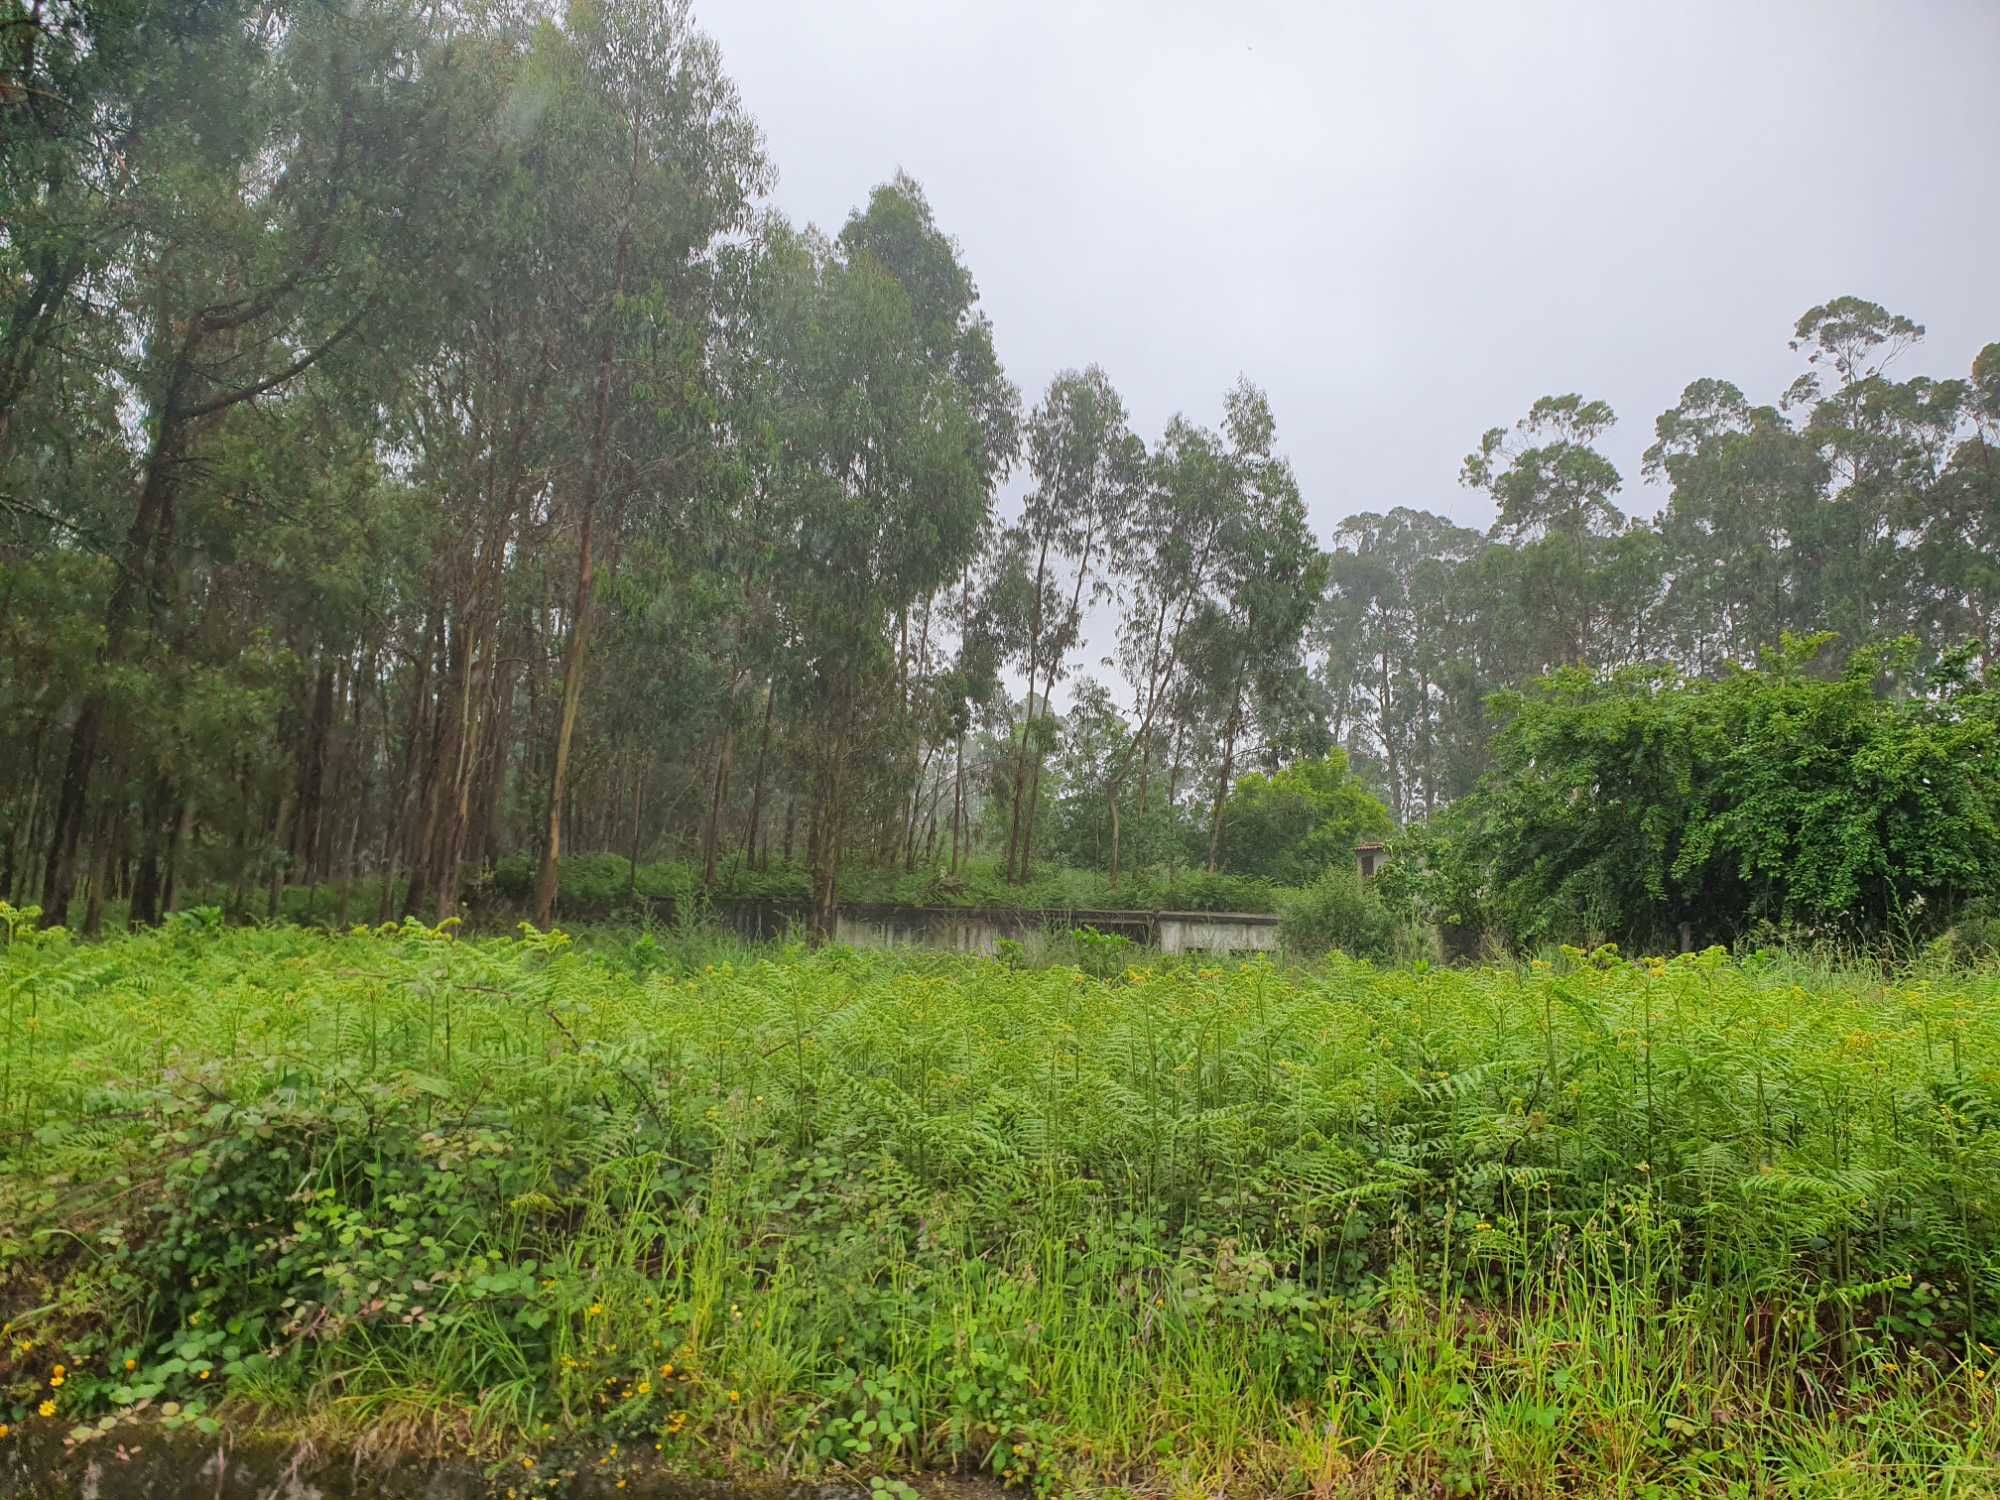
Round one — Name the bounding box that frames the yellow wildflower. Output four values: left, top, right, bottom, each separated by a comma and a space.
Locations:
727, 1389, 741, 1403
124, 1358, 137, 1371
38, 1400, 56, 1418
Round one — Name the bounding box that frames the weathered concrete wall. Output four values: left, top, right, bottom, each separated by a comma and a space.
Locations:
833, 909, 1002, 955
1155, 912, 1281, 956
818, 906, 1279, 958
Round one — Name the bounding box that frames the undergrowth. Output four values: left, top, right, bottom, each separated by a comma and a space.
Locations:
2, 907, 1997, 1495
256, 854, 1290, 928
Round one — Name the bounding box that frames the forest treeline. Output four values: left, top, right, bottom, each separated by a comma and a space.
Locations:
3, 0, 1996, 937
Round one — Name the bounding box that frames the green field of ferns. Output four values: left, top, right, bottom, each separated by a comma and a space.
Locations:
2, 911, 1998, 1496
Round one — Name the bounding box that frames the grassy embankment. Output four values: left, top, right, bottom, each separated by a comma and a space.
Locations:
2, 909, 1997, 1495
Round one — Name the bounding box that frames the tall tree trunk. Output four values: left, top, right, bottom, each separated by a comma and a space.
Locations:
1020, 747, 1046, 882
432, 596, 502, 921
42, 399, 189, 924
1004, 543, 1050, 882
533, 123, 637, 930
1107, 775, 1123, 890
82, 813, 113, 938
229, 765, 253, 918
808, 696, 855, 943
402, 622, 453, 920
949, 728, 966, 874
1377, 646, 1401, 822
533, 478, 599, 930
266, 789, 295, 922
297, 660, 336, 883
702, 723, 737, 887
741, 679, 775, 863
922, 768, 943, 864
163, 796, 193, 917
903, 744, 935, 872
627, 759, 643, 899
1206, 687, 1244, 874
6, 750, 42, 904
127, 775, 172, 928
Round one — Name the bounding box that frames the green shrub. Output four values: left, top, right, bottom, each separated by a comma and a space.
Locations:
1428, 638, 2000, 952
1279, 867, 1395, 959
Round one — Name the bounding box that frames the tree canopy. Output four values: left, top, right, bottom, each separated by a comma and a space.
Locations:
2, 2, 1995, 944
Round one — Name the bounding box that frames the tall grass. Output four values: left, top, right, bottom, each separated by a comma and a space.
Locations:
2, 914, 1997, 1494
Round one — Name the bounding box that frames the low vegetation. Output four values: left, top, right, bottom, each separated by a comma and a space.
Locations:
228, 856, 1295, 936
4, 912, 1997, 1495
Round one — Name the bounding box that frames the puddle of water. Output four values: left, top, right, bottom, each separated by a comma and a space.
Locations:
0, 1430, 1003, 1499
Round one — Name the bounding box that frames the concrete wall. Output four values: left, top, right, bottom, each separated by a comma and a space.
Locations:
833, 908, 1002, 955
720, 902, 1280, 957
1155, 913, 1281, 956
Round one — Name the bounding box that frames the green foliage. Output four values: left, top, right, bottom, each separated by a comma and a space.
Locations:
1277, 867, 1396, 960
1424, 638, 2000, 952
1064, 925, 1134, 978
485, 854, 812, 917
1217, 751, 1391, 884
4, 923, 1999, 1492
476, 852, 1289, 921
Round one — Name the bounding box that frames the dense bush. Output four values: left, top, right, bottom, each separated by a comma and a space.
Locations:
1214, 751, 1392, 885
1418, 637, 2000, 952
1277, 867, 1396, 959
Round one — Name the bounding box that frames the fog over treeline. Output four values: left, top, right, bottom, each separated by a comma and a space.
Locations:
3, 0, 1996, 935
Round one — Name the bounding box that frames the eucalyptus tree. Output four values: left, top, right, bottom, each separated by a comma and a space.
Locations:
528, 0, 769, 928
36, 0, 496, 925
1787, 300, 1977, 661
1460, 394, 1627, 671
1105, 380, 1308, 885
1002, 365, 1138, 882
1184, 387, 1325, 872
1908, 344, 2000, 669
1319, 508, 1485, 821
1643, 378, 1827, 671
0, 0, 258, 451
748, 180, 1016, 934
1037, 678, 1131, 871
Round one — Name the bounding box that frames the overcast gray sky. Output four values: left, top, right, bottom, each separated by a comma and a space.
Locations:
699, 0, 1998, 538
